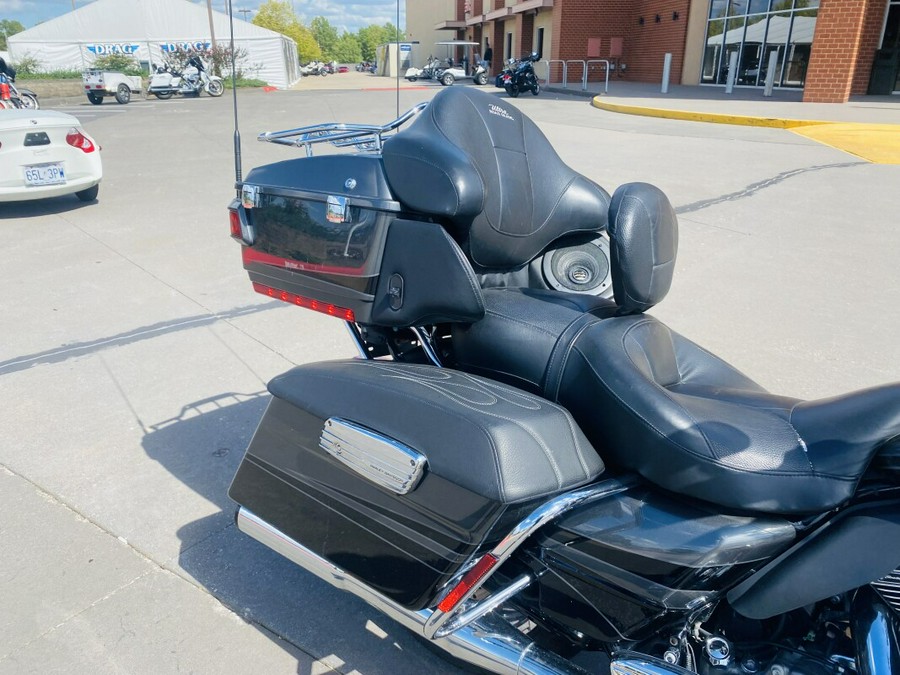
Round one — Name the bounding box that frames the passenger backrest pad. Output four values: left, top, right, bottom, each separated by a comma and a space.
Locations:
382, 87, 611, 270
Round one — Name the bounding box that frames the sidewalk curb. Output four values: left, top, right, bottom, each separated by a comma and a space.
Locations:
590, 97, 830, 129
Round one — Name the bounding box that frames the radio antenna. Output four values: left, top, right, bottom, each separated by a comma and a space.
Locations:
396, 0, 400, 118
228, 0, 242, 189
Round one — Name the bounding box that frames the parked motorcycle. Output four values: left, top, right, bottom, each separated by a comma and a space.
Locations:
226, 87, 900, 675
0, 73, 39, 109
503, 51, 541, 97
147, 56, 224, 99
300, 61, 329, 77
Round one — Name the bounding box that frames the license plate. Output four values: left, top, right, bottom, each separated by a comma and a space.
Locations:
24, 163, 66, 187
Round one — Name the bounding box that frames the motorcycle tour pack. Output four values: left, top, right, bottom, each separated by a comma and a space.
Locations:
226, 87, 900, 674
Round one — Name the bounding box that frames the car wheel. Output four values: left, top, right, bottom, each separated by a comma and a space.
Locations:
87, 92, 104, 105
207, 80, 224, 97
75, 185, 99, 202
406, 76, 418, 82
531, 82, 541, 96
441, 72, 455, 86
505, 83, 519, 98
475, 73, 487, 86
115, 83, 131, 104
154, 91, 173, 100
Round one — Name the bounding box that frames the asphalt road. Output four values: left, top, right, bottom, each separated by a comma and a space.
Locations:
1, 85, 898, 674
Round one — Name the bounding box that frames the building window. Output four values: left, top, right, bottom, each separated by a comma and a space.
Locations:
506, 32, 513, 61
536, 27, 544, 59
702, 0, 819, 88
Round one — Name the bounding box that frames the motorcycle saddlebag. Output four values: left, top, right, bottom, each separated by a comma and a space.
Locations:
229, 359, 603, 610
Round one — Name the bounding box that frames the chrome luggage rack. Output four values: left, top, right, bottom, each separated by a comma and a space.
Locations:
257, 102, 428, 157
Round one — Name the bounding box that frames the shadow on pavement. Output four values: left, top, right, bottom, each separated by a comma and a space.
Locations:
0, 194, 97, 218
142, 393, 463, 675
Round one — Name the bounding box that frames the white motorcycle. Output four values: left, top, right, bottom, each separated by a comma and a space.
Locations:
148, 56, 224, 100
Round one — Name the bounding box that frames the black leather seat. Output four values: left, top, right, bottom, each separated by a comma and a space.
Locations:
386, 88, 900, 516
456, 181, 900, 515
382, 86, 611, 271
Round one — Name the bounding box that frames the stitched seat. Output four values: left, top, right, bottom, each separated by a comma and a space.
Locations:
455, 182, 900, 515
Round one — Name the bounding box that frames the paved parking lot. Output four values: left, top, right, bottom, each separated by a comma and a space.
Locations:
1, 84, 898, 674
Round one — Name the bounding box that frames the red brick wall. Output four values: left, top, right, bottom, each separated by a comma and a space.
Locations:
625, 0, 691, 84
852, 0, 888, 94
551, 0, 689, 84
804, 0, 868, 102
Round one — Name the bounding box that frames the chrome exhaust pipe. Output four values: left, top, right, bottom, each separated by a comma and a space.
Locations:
236, 507, 588, 675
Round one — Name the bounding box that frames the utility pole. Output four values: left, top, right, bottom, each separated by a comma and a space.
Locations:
206, 0, 217, 50
238, 8, 252, 21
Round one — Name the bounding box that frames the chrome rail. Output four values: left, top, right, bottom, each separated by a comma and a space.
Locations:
585, 59, 611, 93
542, 59, 567, 86
258, 102, 428, 156
424, 476, 635, 639
236, 508, 590, 675
564, 60, 585, 89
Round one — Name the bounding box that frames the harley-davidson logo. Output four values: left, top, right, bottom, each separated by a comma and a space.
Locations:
488, 104, 514, 121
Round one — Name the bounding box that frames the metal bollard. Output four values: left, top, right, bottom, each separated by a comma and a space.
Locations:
661, 53, 672, 94
725, 51, 738, 94
763, 52, 778, 97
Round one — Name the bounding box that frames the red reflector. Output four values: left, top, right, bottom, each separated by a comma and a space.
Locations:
229, 208, 241, 239
252, 282, 355, 322
437, 554, 499, 613
66, 128, 96, 153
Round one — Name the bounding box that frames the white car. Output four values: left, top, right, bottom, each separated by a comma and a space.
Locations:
0, 109, 102, 203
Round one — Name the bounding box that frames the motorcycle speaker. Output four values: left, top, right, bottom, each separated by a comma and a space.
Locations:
541, 235, 612, 297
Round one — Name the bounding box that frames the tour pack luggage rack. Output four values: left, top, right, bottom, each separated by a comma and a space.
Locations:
257, 102, 428, 156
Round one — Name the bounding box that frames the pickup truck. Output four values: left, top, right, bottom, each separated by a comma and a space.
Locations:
82, 70, 143, 104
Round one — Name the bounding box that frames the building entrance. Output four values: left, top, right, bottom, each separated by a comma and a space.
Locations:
870, 1, 900, 94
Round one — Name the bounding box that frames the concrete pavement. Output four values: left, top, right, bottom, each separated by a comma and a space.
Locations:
2, 80, 898, 674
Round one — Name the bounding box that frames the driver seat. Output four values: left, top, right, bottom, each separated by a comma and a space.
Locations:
385, 88, 900, 515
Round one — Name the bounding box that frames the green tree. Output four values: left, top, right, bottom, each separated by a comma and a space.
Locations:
252, 0, 320, 63
356, 23, 405, 62
333, 34, 362, 64
0, 19, 26, 50
310, 16, 339, 60
293, 24, 321, 63
252, 0, 295, 33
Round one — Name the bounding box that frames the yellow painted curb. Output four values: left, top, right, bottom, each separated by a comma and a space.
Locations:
592, 97, 900, 164
591, 97, 830, 129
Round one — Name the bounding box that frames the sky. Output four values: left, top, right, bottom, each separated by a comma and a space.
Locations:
0, 0, 406, 35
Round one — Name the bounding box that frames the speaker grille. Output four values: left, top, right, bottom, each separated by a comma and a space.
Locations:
543, 239, 611, 296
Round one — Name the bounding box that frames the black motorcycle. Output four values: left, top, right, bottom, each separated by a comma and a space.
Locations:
503, 52, 541, 97
227, 87, 900, 675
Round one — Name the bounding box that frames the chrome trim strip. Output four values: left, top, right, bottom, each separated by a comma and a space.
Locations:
320, 418, 427, 495
236, 507, 589, 675
425, 476, 635, 639
434, 574, 533, 638
344, 322, 370, 359
610, 651, 697, 675
410, 326, 443, 368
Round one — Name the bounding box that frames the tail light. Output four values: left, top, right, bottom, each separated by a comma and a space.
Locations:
66, 128, 96, 153
0, 81, 9, 100
228, 203, 255, 245
251, 282, 355, 322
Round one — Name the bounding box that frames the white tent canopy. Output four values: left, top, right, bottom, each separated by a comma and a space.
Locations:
7, 0, 299, 88
709, 15, 817, 47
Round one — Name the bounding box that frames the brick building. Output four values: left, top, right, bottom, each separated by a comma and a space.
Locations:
408, 0, 900, 103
